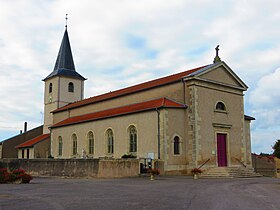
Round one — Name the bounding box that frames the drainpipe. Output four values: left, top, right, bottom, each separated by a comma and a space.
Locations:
156, 108, 160, 159
81, 81, 84, 100
58, 77, 61, 109
182, 78, 186, 105
49, 128, 53, 158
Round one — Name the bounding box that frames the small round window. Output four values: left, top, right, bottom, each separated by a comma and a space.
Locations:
216, 102, 226, 111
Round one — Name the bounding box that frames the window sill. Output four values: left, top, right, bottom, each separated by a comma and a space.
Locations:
214, 110, 228, 114
104, 154, 114, 159
173, 154, 181, 156
213, 123, 232, 128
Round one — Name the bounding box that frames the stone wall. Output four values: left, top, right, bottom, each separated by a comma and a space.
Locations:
0, 158, 140, 178
97, 159, 140, 178
251, 154, 276, 177
275, 157, 280, 178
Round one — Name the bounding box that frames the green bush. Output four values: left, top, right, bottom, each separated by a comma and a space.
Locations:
8, 160, 20, 171
121, 154, 137, 159
273, 140, 280, 159
0, 161, 6, 169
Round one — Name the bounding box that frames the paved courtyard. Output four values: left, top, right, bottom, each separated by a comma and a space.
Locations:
0, 176, 280, 210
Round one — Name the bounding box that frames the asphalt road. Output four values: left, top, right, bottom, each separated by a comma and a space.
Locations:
0, 176, 280, 210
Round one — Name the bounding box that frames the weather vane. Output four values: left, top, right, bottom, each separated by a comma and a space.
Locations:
65, 14, 68, 28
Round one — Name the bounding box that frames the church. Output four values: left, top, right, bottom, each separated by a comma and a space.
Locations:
14, 26, 254, 174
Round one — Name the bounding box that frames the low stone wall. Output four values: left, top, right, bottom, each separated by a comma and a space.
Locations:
251, 154, 276, 177
98, 159, 139, 178
275, 157, 280, 178
0, 158, 140, 178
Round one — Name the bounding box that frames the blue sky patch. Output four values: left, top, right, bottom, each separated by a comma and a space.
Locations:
186, 46, 210, 58
125, 34, 146, 49
124, 33, 158, 59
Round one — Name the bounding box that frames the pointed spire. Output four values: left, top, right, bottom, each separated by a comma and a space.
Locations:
53, 28, 75, 71
213, 45, 222, 63
43, 20, 86, 81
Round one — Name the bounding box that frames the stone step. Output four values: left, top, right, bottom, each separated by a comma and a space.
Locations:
200, 167, 262, 178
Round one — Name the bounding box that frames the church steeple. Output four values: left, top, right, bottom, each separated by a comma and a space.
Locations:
42, 22, 86, 134
53, 28, 76, 71
43, 27, 86, 81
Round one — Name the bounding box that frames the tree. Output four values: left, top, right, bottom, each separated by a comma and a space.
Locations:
259, 152, 271, 157
272, 139, 280, 158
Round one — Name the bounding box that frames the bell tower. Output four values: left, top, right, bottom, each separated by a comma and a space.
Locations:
42, 25, 86, 134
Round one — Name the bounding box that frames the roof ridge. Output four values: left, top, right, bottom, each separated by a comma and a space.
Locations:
1, 125, 43, 142
53, 64, 209, 113
68, 97, 166, 118
51, 97, 186, 129
163, 97, 187, 107
88, 65, 208, 100
15, 133, 50, 148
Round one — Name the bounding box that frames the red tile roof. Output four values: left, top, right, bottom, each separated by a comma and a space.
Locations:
51, 98, 186, 129
53, 65, 208, 113
15, 134, 50, 149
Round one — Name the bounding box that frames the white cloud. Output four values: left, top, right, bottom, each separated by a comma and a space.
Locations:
249, 68, 280, 129
248, 66, 280, 153
251, 128, 280, 154
250, 68, 280, 106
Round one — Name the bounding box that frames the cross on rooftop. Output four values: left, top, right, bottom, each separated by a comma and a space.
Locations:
65, 14, 68, 28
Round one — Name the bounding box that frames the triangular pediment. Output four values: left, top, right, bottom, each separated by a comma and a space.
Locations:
186, 62, 248, 90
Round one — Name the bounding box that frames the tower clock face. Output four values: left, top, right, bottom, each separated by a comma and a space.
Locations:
49, 96, 52, 102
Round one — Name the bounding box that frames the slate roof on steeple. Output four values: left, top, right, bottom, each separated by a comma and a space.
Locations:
43, 28, 86, 81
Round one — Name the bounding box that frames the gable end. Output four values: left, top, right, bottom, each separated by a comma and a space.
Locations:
184, 62, 248, 91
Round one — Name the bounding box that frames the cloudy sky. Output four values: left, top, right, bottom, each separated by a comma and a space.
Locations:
0, 0, 279, 154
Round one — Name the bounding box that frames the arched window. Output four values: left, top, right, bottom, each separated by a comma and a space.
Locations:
49, 83, 53, 93
58, 136, 63, 156
68, 82, 74, 92
174, 136, 180, 155
106, 129, 114, 154
216, 102, 226, 111
129, 126, 137, 153
88, 131, 94, 155
72, 134, 77, 155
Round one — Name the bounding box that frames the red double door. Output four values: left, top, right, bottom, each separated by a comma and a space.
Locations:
217, 133, 227, 167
